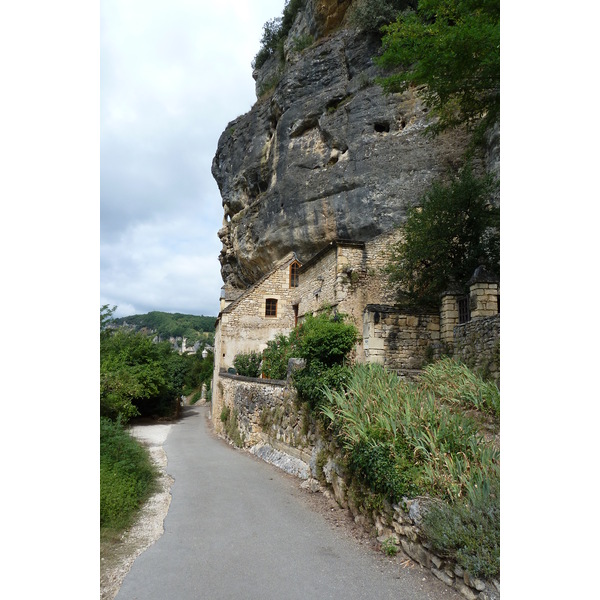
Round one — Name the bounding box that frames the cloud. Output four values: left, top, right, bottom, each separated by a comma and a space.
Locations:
101, 0, 284, 317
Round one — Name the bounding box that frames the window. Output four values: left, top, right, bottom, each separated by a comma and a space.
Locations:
265, 298, 277, 317
289, 261, 300, 288
458, 296, 470, 324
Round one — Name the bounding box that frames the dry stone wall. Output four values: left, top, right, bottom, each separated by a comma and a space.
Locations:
453, 315, 500, 383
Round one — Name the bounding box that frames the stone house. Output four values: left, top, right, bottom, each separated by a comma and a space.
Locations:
211, 229, 500, 428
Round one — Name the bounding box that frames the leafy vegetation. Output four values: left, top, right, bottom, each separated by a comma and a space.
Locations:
376, 0, 500, 142
421, 479, 499, 579
321, 361, 499, 578
233, 351, 262, 378
421, 357, 499, 417
111, 311, 215, 347
252, 0, 305, 70
100, 417, 157, 534
261, 330, 303, 379
385, 165, 499, 309
101, 305, 213, 422
349, 0, 416, 33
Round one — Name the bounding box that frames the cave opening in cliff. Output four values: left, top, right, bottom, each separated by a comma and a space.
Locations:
374, 122, 390, 133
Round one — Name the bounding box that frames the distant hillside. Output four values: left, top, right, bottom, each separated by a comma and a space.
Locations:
112, 311, 216, 346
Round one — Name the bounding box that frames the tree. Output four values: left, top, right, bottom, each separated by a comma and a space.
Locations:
385, 165, 499, 309
376, 0, 500, 142
100, 305, 191, 422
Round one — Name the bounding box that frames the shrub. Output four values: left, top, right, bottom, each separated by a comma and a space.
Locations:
294, 361, 352, 411
348, 0, 416, 34
385, 165, 499, 310
233, 351, 262, 378
100, 418, 157, 532
261, 331, 301, 379
421, 480, 500, 579
252, 0, 305, 69
295, 312, 357, 368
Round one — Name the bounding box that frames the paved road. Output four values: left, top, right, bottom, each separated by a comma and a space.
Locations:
116, 405, 461, 600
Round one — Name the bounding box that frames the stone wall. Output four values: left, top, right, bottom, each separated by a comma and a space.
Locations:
214, 370, 500, 600
363, 305, 441, 372
453, 315, 500, 383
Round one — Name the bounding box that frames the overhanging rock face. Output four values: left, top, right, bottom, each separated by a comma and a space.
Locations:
212, 2, 489, 292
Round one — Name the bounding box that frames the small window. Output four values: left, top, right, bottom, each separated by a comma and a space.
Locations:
265, 298, 278, 317
289, 261, 300, 288
458, 296, 470, 324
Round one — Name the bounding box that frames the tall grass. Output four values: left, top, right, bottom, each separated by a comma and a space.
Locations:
321, 360, 500, 578
421, 357, 500, 418
100, 418, 158, 534
322, 364, 498, 503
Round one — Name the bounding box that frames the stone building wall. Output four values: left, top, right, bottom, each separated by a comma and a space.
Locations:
363, 305, 441, 372
218, 254, 299, 371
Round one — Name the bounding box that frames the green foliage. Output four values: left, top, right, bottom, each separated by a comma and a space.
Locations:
291, 34, 313, 52
321, 359, 500, 576
220, 405, 243, 447
421, 480, 500, 579
184, 350, 214, 393
385, 165, 499, 309
295, 312, 358, 368
376, 0, 500, 141
261, 331, 301, 380
259, 311, 357, 408
100, 417, 157, 532
321, 363, 499, 503
252, 0, 305, 69
112, 311, 216, 347
381, 537, 400, 556
233, 351, 262, 378
349, 0, 416, 33
101, 307, 192, 422
421, 357, 500, 418
293, 362, 352, 411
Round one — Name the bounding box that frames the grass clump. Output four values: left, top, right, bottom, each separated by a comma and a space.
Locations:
421, 357, 500, 418
321, 361, 499, 579
100, 417, 158, 535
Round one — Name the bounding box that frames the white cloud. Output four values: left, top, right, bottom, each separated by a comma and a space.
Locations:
101, 0, 285, 317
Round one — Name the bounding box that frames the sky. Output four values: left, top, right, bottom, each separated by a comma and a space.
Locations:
101, 0, 285, 318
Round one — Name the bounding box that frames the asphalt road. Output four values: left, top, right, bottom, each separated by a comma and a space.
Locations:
116, 405, 461, 600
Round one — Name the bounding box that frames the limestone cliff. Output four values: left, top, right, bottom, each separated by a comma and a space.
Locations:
212, 0, 495, 295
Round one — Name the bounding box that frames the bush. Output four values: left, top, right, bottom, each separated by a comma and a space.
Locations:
252, 0, 305, 69
348, 0, 416, 34
261, 332, 300, 379
295, 312, 357, 368
233, 351, 262, 378
385, 165, 499, 310
421, 481, 500, 579
100, 418, 157, 532
294, 361, 352, 410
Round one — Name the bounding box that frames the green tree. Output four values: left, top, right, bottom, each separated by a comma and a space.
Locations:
385, 165, 499, 309
376, 0, 500, 141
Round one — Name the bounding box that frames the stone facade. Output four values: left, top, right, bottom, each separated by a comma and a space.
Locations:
363, 305, 441, 373
211, 230, 500, 427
